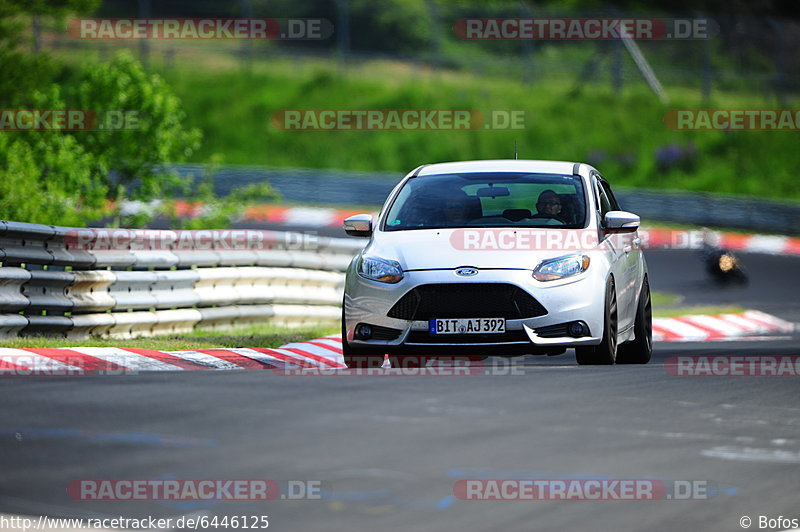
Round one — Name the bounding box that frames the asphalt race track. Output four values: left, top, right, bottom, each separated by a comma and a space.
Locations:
0, 244, 798, 532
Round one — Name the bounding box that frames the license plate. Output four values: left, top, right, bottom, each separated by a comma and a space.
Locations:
429, 318, 506, 335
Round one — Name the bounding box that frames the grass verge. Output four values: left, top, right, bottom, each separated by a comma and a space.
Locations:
653, 305, 746, 318
0, 324, 339, 351
51, 47, 800, 201
651, 290, 745, 317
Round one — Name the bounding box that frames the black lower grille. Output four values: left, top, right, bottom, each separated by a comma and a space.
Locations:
534, 324, 569, 338
368, 324, 403, 341
388, 283, 547, 320
406, 329, 530, 344
534, 322, 591, 338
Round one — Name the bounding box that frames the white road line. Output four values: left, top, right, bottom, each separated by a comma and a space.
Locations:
701, 446, 800, 464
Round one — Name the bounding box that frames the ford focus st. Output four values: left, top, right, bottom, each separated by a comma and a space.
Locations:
341, 160, 652, 367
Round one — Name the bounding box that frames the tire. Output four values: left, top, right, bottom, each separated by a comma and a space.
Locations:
575, 277, 617, 365
341, 307, 385, 369
617, 276, 653, 364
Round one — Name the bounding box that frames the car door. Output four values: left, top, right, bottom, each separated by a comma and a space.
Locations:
592, 174, 632, 335
598, 176, 639, 333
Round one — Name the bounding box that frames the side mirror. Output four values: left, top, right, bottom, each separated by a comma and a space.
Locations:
604, 211, 640, 233
343, 214, 373, 237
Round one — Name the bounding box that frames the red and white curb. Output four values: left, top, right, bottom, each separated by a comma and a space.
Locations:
118, 200, 365, 228
242, 205, 366, 227
653, 310, 796, 342
0, 335, 346, 376
1, 310, 795, 375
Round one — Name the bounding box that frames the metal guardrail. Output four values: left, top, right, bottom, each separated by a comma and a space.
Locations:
0, 221, 363, 339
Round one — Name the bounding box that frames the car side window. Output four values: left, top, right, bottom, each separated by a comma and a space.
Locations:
594, 179, 612, 217
599, 180, 621, 211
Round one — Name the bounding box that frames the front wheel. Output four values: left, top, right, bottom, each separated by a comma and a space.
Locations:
616, 276, 652, 364
575, 277, 617, 365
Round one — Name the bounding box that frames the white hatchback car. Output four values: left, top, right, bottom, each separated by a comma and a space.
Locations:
342, 160, 651, 366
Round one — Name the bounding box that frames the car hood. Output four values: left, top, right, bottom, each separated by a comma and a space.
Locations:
365, 228, 591, 271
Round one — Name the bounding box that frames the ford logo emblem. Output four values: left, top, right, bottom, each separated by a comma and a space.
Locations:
455, 267, 479, 277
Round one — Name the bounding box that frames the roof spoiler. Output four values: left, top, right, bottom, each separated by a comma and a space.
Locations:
572, 163, 582, 176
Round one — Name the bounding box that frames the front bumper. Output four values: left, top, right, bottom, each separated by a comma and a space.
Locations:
344, 268, 606, 353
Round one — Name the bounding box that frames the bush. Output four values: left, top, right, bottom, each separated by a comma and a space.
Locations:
71, 51, 202, 195
0, 52, 203, 226
0, 85, 108, 226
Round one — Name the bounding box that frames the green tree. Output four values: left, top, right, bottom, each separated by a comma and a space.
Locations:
69, 51, 202, 216
0, 2, 278, 228
0, 90, 108, 226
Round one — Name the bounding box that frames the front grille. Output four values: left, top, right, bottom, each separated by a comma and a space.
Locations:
387, 290, 420, 321
406, 329, 530, 344
388, 283, 547, 320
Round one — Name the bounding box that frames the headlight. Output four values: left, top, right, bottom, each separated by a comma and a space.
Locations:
532, 254, 590, 282
358, 256, 404, 283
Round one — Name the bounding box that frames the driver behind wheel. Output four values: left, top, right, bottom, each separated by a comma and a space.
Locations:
532, 189, 566, 223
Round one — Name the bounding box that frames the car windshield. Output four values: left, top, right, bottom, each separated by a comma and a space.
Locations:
384, 172, 587, 231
